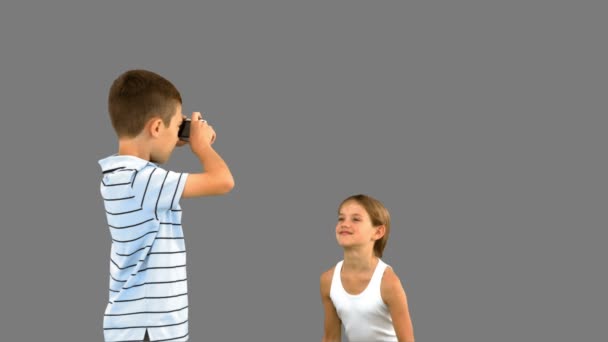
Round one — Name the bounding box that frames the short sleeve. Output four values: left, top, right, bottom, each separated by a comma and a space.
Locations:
152, 168, 189, 214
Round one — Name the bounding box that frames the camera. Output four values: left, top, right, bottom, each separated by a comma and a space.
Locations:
178, 118, 206, 141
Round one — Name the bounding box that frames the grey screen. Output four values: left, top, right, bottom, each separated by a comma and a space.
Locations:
0, 1, 605, 341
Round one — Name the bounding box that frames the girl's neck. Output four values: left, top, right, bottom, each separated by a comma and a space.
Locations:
342, 248, 378, 273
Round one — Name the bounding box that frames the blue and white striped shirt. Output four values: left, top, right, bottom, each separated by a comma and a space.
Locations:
99, 155, 189, 342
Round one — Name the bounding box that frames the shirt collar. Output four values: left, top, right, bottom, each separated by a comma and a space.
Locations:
98, 154, 155, 173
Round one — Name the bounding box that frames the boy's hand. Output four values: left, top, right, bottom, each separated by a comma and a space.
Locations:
189, 112, 216, 155
181, 111, 234, 198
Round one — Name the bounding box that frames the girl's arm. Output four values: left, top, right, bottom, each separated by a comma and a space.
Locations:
320, 268, 342, 342
381, 267, 415, 342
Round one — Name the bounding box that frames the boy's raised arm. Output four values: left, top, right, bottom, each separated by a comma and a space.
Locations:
182, 112, 234, 198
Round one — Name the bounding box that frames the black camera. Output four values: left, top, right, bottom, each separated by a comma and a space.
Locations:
178, 118, 205, 141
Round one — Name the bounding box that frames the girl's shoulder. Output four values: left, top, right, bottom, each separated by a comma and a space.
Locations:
320, 263, 339, 294
381, 265, 401, 286
380, 265, 407, 303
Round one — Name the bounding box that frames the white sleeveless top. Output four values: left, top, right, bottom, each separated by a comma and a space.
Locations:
330, 259, 397, 342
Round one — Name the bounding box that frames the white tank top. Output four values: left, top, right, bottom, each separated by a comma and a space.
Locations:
330, 259, 397, 342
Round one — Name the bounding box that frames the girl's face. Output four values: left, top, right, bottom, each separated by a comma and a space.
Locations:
336, 201, 380, 249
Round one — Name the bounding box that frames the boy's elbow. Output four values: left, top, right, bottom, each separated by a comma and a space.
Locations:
220, 175, 235, 194
209, 170, 234, 194
225, 177, 235, 193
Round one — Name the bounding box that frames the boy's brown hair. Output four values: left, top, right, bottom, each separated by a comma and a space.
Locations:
339, 194, 392, 257
108, 69, 182, 137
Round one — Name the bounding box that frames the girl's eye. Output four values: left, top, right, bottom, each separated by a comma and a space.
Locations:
338, 218, 344, 221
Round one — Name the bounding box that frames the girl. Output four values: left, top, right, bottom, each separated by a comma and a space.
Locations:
320, 194, 415, 342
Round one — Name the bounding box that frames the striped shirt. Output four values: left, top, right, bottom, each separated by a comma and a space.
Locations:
99, 155, 190, 342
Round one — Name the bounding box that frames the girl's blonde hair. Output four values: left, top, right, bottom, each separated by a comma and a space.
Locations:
339, 194, 391, 257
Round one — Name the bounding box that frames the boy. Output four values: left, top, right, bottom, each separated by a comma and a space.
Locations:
99, 69, 234, 341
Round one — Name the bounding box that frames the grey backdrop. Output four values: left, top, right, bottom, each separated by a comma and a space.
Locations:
0, 1, 605, 341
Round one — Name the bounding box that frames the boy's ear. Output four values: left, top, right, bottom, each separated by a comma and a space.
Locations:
146, 116, 163, 138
